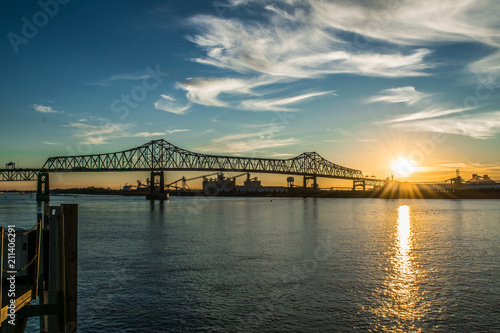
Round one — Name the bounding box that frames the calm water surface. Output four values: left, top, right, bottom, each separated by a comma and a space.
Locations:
0, 194, 499, 332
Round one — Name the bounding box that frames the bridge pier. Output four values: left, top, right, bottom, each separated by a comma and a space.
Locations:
36, 172, 50, 202
146, 170, 168, 200
303, 175, 318, 189
353, 179, 366, 191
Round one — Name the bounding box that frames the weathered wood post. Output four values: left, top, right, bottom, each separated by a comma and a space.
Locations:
40, 204, 78, 333
62, 204, 78, 332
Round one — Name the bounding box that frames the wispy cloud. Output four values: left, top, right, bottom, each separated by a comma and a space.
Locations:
154, 94, 191, 114
133, 132, 168, 137
33, 104, 62, 113
66, 122, 134, 144
177, 77, 255, 107
42, 141, 59, 145
170, 0, 447, 113
170, 75, 333, 112
241, 91, 334, 111
468, 50, 500, 82
188, 14, 432, 79
196, 126, 297, 153
133, 129, 190, 137
387, 111, 500, 139
309, 0, 500, 46
88, 72, 154, 87
177, 0, 500, 114
380, 106, 474, 124
325, 139, 378, 143
66, 119, 189, 144
198, 136, 297, 153
308, 0, 500, 80
67, 122, 133, 138
365, 86, 432, 105
269, 152, 295, 158
84, 137, 109, 145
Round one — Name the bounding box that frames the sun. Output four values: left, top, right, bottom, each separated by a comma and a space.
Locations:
392, 157, 417, 177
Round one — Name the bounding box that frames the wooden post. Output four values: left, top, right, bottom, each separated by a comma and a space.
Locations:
46, 206, 65, 332
40, 205, 50, 332
40, 204, 78, 333
62, 205, 78, 332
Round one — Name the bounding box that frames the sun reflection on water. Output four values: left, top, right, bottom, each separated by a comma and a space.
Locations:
372, 204, 425, 332
397, 205, 412, 272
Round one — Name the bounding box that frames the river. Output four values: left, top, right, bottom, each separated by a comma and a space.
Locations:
1, 193, 499, 332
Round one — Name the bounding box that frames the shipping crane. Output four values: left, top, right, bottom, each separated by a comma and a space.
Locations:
229, 172, 250, 184
166, 172, 219, 190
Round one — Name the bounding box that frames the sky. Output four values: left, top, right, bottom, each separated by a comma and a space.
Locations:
1, 0, 500, 189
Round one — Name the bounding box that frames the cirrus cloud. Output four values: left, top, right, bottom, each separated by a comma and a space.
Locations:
33, 104, 62, 113
154, 94, 192, 114
187, 14, 433, 79
365, 86, 432, 105
386, 111, 500, 139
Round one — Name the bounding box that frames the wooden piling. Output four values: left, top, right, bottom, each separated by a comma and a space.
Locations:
40, 204, 78, 333
1, 204, 77, 333
62, 204, 78, 331
46, 206, 65, 332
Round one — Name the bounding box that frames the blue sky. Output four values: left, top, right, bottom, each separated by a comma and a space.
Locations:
1, 0, 500, 188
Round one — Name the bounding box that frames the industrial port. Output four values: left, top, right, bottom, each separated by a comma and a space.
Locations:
122, 169, 500, 199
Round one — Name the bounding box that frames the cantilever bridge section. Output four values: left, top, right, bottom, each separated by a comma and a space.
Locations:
1, 139, 384, 201
40, 139, 364, 178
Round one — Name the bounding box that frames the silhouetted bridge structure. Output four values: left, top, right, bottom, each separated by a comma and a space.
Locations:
0, 139, 386, 201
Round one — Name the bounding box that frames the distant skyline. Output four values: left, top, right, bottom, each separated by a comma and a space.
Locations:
1, 0, 500, 189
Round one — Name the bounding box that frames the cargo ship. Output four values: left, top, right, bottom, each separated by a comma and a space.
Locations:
122, 179, 149, 196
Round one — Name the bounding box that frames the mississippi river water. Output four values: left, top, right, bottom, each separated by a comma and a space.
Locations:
1, 193, 499, 332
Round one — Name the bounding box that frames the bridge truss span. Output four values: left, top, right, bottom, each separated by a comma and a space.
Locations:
40, 139, 365, 179
0, 169, 39, 181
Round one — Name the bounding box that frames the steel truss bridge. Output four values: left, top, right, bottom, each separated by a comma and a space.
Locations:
0, 139, 386, 199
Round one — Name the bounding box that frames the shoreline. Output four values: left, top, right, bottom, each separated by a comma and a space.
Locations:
3, 189, 500, 199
